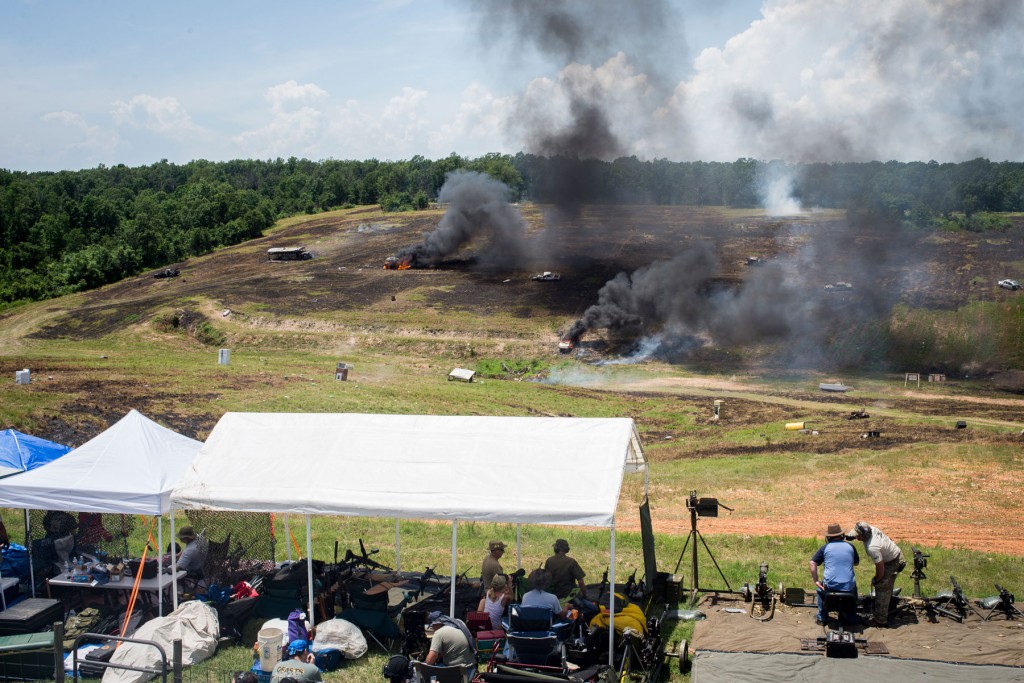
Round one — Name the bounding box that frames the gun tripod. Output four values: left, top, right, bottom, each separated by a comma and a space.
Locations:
673, 492, 735, 605
982, 584, 1024, 621
925, 576, 985, 623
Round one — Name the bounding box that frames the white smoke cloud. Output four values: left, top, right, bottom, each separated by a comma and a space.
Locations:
503, 0, 1024, 164
677, 0, 1024, 162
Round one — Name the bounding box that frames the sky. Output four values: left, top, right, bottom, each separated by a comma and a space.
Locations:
3, 0, 1023, 173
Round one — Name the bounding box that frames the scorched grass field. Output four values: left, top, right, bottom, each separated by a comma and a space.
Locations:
1, 203, 1023, 681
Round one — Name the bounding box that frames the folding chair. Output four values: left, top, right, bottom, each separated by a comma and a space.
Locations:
506, 633, 561, 666
412, 660, 477, 683
337, 582, 406, 651
507, 605, 552, 633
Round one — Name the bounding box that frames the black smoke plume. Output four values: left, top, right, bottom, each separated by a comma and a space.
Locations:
566, 243, 803, 351
396, 170, 529, 269
475, 0, 685, 214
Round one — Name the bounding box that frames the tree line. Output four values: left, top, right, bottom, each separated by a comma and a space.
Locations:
2, 154, 1022, 306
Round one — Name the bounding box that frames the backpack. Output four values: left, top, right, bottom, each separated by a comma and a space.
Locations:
287, 609, 309, 643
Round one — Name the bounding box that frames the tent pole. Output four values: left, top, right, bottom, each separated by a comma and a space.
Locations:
516, 524, 521, 571
306, 515, 315, 629
395, 518, 401, 572
24, 509, 35, 598
157, 516, 163, 616
450, 520, 458, 617
609, 519, 616, 669
285, 515, 293, 562
171, 513, 178, 609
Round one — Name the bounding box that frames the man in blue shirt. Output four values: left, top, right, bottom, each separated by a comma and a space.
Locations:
809, 523, 860, 625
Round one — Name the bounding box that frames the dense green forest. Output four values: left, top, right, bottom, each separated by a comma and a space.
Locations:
2, 154, 1023, 306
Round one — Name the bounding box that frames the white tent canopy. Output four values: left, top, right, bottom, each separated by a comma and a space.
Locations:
172, 413, 644, 525
171, 412, 644, 664
0, 409, 202, 515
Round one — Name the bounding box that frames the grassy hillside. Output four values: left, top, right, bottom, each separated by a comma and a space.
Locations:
1, 204, 1022, 681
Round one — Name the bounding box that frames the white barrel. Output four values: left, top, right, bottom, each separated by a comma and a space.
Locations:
218, 349, 231, 365
258, 627, 283, 671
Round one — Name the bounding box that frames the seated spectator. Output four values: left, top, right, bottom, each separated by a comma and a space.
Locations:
175, 526, 208, 575
478, 574, 512, 630
520, 569, 564, 619
270, 639, 321, 683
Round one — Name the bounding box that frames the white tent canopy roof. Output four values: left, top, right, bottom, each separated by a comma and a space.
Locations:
172, 413, 645, 526
0, 409, 202, 515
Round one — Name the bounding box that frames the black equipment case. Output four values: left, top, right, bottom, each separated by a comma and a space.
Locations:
78, 642, 116, 676
0, 598, 63, 637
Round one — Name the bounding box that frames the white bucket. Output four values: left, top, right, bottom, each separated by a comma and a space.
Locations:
258, 627, 283, 671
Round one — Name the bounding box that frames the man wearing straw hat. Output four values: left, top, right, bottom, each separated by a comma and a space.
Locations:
809, 523, 860, 626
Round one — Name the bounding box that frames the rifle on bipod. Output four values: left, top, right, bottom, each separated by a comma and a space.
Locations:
930, 576, 984, 623
981, 584, 1024, 621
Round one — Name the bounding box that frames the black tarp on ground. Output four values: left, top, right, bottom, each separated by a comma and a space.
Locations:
692, 594, 1024, 667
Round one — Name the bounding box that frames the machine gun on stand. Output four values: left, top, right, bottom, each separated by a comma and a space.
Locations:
673, 491, 736, 605
910, 547, 928, 599
981, 584, 1024, 621
929, 576, 984, 623
740, 563, 776, 621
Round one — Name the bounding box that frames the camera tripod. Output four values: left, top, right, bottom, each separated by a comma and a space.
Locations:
673, 491, 735, 605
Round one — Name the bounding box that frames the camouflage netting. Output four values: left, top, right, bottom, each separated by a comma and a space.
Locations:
28, 509, 136, 571
24, 510, 277, 589
183, 510, 276, 587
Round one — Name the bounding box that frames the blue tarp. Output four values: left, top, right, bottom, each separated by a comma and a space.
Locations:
0, 429, 72, 479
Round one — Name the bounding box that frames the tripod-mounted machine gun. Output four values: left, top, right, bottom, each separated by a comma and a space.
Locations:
740, 562, 776, 621
673, 491, 737, 605
979, 584, 1024, 621
910, 546, 928, 598
927, 576, 985, 623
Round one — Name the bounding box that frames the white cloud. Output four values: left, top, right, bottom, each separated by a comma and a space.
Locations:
266, 80, 329, 113
429, 83, 514, 156
234, 81, 330, 158
110, 94, 203, 141
41, 110, 118, 158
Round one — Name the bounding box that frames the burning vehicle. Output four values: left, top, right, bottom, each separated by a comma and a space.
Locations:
558, 337, 575, 353
998, 279, 1021, 291
745, 256, 764, 266
532, 271, 561, 281
383, 255, 414, 270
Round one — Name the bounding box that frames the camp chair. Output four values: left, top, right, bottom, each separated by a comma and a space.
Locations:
337, 581, 407, 651
200, 533, 232, 587
507, 605, 572, 642
507, 605, 552, 633
254, 578, 303, 619
505, 632, 562, 667
412, 660, 477, 683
